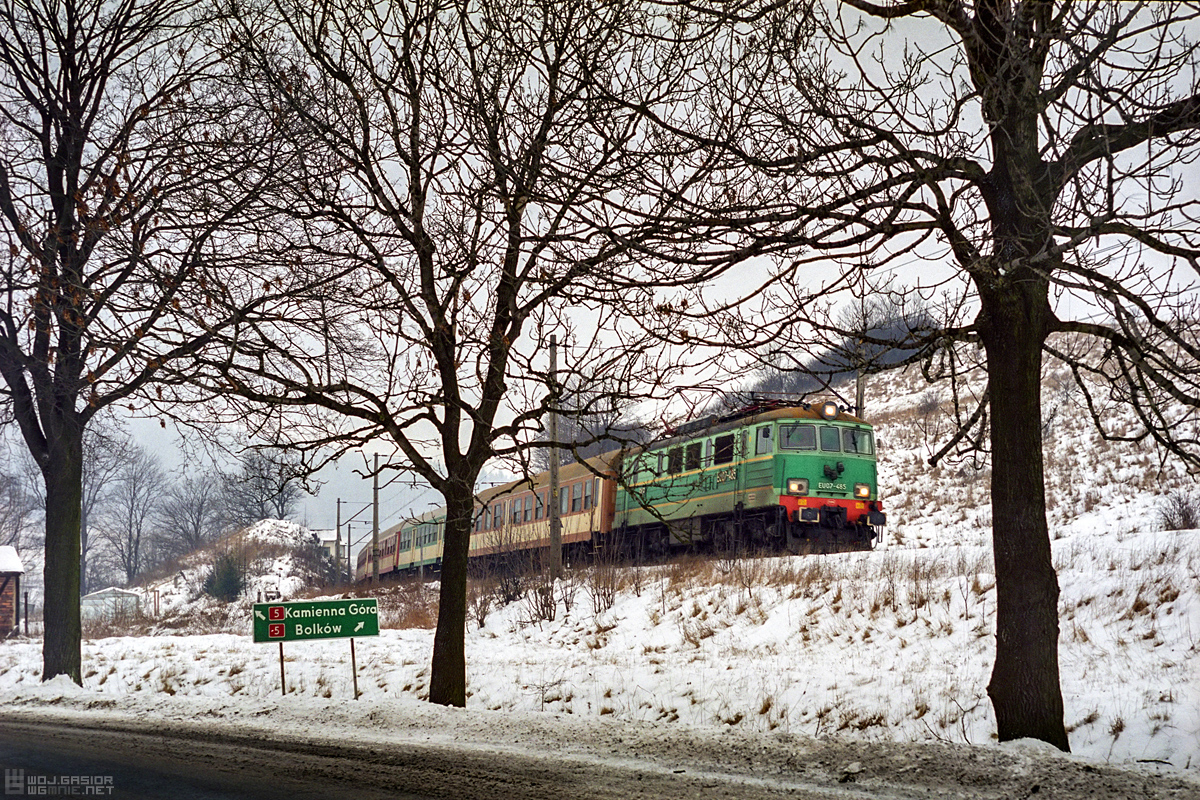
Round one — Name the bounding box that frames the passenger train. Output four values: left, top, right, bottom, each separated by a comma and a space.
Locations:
355, 400, 885, 581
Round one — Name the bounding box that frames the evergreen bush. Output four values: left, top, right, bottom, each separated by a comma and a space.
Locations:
203, 552, 245, 602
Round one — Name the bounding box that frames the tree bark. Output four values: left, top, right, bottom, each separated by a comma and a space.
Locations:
429, 485, 473, 707
41, 424, 84, 684
978, 282, 1069, 751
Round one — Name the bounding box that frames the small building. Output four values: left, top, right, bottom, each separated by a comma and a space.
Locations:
0, 546, 24, 637
314, 529, 339, 559
80, 587, 141, 621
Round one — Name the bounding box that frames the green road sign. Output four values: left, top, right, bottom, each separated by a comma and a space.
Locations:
252, 598, 380, 642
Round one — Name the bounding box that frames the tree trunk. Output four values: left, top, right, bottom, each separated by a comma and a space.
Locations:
429, 487, 473, 706
41, 427, 84, 684
979, 286, 1070, 751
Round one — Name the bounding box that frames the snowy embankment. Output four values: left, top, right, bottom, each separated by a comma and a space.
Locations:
2, 528, 1196, 773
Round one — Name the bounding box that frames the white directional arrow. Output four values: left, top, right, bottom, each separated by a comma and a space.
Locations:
254, 609, 265, 620
353, 621, 365, 632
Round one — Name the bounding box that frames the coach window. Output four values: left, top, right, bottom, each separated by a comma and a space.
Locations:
705, 438, 713, 465
560, 486, 570, 515
820, 426, 841, 452
668, 447, 683, 474
714, 434, 735, 465
756, 425, 773, 454
524, 495, 533, 522
780, 424, 817, 450
535, 491, 545, 520
512, 500, 521, 525
571, 482, 583, 512
493, 501, 504, 528
685, 442, 702, 470
843, 428, 874, 455
583, 478, 594, 510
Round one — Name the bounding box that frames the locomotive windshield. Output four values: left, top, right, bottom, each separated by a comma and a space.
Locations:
779, 424, 817, 449
842, 428, 874, 455
820, 426, 840, 451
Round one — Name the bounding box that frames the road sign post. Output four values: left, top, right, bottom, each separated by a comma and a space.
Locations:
253, 599, 379, 698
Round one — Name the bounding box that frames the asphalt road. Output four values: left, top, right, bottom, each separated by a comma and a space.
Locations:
0, 718, 838, 800
1, 716, 1196, 800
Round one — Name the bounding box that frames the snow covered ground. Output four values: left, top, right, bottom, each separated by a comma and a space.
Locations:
1, 527, 1196, 776
2, 359, 1198, 790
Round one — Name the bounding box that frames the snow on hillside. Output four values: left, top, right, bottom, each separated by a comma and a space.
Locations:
1, 358, 1198, 781
132, 519, 324, 623
0, 526, 1196, 772
870, 352, 1197, 550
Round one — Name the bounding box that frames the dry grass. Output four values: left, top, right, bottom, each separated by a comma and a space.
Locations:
375, 578, 438, 629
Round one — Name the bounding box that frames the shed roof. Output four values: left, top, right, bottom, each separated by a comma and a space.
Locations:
82, 587, 141, 600
0, 546, 24, 574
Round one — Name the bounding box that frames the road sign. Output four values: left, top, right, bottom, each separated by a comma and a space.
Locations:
252, 598, 379, 642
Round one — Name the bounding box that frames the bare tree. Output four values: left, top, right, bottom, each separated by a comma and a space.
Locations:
0, 468, 35, 549
96, 445, 166, 584
218, 449, 306, 529
16, 415, 135, 595
78, 418, 135, 594
156, 470, 222, 559
0, 0, 289, 681
176, 0, 742, 707
694, 0, 1200, 749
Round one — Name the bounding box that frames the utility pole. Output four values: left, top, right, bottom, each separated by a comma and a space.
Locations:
547, 335, 562, 581
372, 454, 380, 584
855, 270, 867, 417
335, 498, 342, 585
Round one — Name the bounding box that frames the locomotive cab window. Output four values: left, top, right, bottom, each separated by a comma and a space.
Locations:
668, 447, 683, 474
714, 434, 735, 465
820, 426, 841, 452
685, 442, 702, 471
842, 428, 874, 455
756, 425, 773, 454
779, 424, 817, 450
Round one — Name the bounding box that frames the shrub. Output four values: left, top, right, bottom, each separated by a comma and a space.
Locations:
202, 552, 245, 603
1158, 491, 1200, 531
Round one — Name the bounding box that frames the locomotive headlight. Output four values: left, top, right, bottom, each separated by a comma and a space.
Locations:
854, 483, 871, 499
787, 478, 809, 496
820, 401, 839, 420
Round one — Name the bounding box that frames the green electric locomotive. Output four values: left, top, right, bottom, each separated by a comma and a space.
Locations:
612, 401, 885, 556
